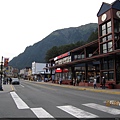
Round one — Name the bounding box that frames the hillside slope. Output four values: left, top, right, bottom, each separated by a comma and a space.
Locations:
9, 23, 98, 70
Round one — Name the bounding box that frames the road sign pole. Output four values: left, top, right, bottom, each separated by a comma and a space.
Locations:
0, 56, 3, 91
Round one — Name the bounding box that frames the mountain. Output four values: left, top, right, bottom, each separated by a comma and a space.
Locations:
9, 23, 98, 70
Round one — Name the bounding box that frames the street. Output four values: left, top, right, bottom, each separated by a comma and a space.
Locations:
0, 79, 120, 119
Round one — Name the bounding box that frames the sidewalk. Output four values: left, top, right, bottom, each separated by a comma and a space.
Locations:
0, 84, 14, 93
38, 81, 120, 95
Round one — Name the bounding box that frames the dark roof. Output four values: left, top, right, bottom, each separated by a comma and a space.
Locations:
97, 0, 120, 17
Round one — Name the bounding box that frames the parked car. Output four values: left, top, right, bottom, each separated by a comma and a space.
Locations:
12, 78, 20, 85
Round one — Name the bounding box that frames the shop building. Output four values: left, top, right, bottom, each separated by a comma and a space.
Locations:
49, 0, 120, 88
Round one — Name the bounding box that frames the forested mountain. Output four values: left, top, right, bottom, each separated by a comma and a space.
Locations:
9, 23, 98, 70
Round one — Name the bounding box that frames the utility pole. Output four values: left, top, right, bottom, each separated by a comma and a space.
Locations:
0, 56, 3, 91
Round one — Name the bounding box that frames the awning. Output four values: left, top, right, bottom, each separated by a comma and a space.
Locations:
55, 68, 62, 73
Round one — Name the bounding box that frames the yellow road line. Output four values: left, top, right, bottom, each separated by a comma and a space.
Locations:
10, 85, 15, 91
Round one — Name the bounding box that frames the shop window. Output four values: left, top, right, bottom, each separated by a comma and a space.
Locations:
103, 72, 108, 80
109, 71, 114, 80
103, 60, 108, 69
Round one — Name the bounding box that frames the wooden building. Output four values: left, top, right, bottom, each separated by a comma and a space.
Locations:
49, 0, 120, 88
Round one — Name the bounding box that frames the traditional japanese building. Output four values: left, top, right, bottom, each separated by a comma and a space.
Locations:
49, 0, 120, 88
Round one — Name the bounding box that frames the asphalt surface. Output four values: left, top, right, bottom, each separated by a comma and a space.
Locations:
1, 81, 120, 95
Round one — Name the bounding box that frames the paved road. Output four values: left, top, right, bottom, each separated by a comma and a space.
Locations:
0, 80, 120, 119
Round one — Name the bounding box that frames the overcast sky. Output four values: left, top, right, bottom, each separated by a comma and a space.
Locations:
0, 0, 114, 61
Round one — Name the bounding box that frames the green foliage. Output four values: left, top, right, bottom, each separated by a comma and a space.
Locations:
45, 29, 98, 62
87, 28, 98, 43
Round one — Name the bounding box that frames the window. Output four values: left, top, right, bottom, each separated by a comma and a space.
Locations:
81, 54, 85, 59
108, 59, 114, 69
108, 41, 113, 52
74, 55, 77, 60
107, 35, 112, 40
101, 24, 106, 36
114, 19, 120, 32
102, 71, 114, 81
101, 41, 113, 53
103, 43, 107, 53
103, 60, 108, 69
107, 21, 112, 34
100, 21, 112, 36
101, 37, 106, 42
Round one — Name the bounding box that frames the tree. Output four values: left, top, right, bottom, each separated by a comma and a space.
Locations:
87, 28, 98, 43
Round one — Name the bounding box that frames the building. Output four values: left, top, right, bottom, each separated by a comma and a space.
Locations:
49, 0, 120, 88
32, 62, 50, 81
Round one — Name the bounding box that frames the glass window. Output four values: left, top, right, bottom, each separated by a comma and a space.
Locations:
103, 43, 107, 53
74, 55, 77, 60
107, 35, 112, 40
109, 59, 114, 69
107, 21, 111, 27
107, 27, 112, 33
102, 24, 106, 30
108, 41, 113, 52
103, 61, 108, 69
81, 54, 84, 59
103, 72, 108, 79
101, 37, 106, 42
102, 30, 106, 36
109, 71, 114, 80
107, 21, 112, 34
78, 55, 81, 59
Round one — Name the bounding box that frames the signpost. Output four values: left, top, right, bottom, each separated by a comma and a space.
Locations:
0, 56, 3, 91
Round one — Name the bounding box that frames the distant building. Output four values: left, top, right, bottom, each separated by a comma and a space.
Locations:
32, 62, 50, 81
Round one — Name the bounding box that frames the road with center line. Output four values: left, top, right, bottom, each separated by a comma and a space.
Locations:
0, 79, 120, 119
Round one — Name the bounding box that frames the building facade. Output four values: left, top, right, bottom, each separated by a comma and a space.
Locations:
49, 0, 120, 88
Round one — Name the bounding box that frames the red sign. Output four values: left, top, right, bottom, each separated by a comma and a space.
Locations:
57, 52, 69, 60
55, 68, 62, 73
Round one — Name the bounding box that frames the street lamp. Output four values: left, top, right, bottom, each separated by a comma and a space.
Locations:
0, 56, 3, 91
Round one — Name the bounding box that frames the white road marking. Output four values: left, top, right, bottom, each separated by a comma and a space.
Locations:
57, 105, 98, 118
20, 84, 24, 87
83, 103, 120, 115
10, 92, 29, 109
31, 108, 54, 118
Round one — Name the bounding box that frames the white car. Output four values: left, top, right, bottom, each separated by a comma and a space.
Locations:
12, 78, 20, 85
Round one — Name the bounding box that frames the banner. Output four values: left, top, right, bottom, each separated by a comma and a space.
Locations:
4, 58, 9, 67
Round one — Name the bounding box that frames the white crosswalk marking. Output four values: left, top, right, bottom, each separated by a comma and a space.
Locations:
57, 105, 98, 118
82, 103, 120, 115
10, 92, 29, 109
10, 92, 120, 118
31, 108, 54, 118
